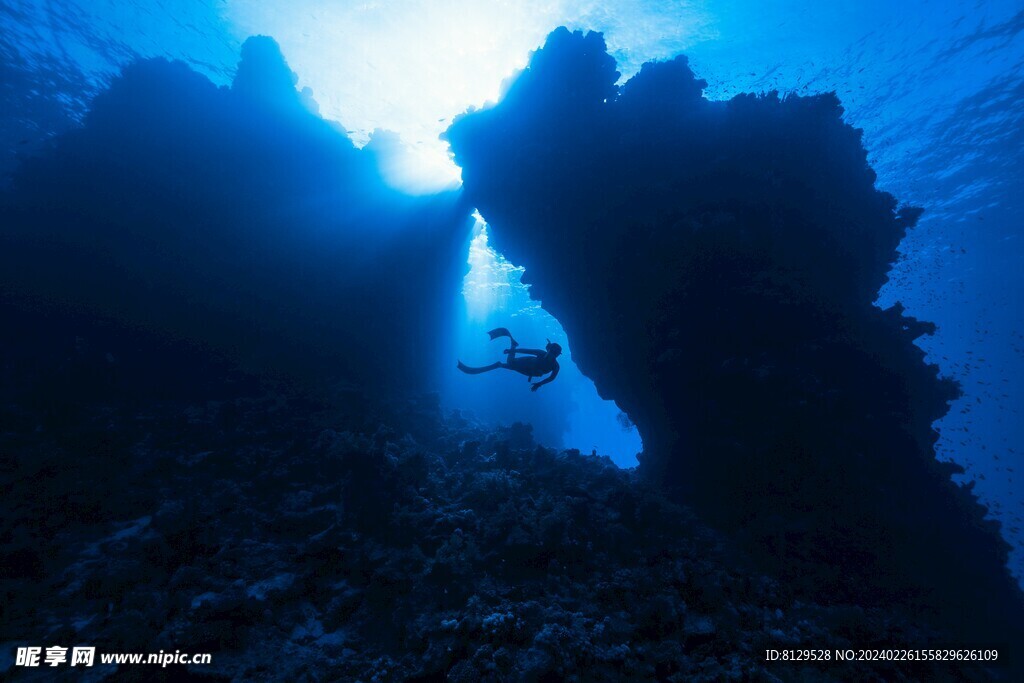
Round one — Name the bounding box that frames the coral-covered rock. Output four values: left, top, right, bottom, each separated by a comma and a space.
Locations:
447, 27, 1023, 648
0, 382, 1007, 680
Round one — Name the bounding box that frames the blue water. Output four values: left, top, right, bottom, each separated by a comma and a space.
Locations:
2, 0, 1021, 576
450, 216, 643, 465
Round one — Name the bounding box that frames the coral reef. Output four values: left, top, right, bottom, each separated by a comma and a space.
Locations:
447, 27, 1024, 645
0, 37, 470, 395
0, 377, 998, 681
2, 26, 1021, 682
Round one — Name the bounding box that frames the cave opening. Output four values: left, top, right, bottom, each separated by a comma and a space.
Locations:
440, 212, 642, 467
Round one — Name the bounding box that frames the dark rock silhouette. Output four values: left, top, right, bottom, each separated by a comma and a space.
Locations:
0, 36, 471, 397
1, 26, 1020, 681
0, 383, 999, 681
447, 27, 1024, 648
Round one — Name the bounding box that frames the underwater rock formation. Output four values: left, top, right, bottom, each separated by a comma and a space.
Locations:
1, 25, 1020, 680
447, 27, 1024, 645
0, 36, 471, 397
0, 381, 1002, 681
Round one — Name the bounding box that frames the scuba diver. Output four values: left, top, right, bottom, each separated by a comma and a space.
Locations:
458, 328, 561, 392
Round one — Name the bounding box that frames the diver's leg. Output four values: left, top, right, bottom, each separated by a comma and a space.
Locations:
458, 361, 502, 375
505, 337, 520, 361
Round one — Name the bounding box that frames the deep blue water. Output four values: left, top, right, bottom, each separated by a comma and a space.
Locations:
2, 0, 1021, 579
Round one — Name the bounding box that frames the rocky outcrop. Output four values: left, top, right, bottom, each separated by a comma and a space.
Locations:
2, 26, 1021, 680
0, 36, 471, 396
1, 382, 997, 681
447, 27, 1023, 645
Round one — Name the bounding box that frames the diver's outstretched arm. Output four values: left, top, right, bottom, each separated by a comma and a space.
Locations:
505, 348, 545, 357
530, 363, 560, 391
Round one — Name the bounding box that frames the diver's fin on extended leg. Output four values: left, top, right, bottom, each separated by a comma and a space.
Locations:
458, 360, 502, 375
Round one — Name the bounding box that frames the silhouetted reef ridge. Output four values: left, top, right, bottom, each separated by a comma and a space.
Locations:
0, 36, 470, 396
0, 28, 1020, 681
447, 27, 1024, 648
0, 384, 1002, 681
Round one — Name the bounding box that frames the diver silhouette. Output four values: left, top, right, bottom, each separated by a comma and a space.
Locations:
458, 328, 561, 392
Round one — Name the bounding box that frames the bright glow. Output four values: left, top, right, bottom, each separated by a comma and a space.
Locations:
222, 0, 713, 193
374, 135, 463, 194
462, 214, 542, 320
457, 213, 642, 465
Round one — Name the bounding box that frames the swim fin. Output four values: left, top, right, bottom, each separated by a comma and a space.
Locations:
458, 360, 501, 375
487, 328, 512, 341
